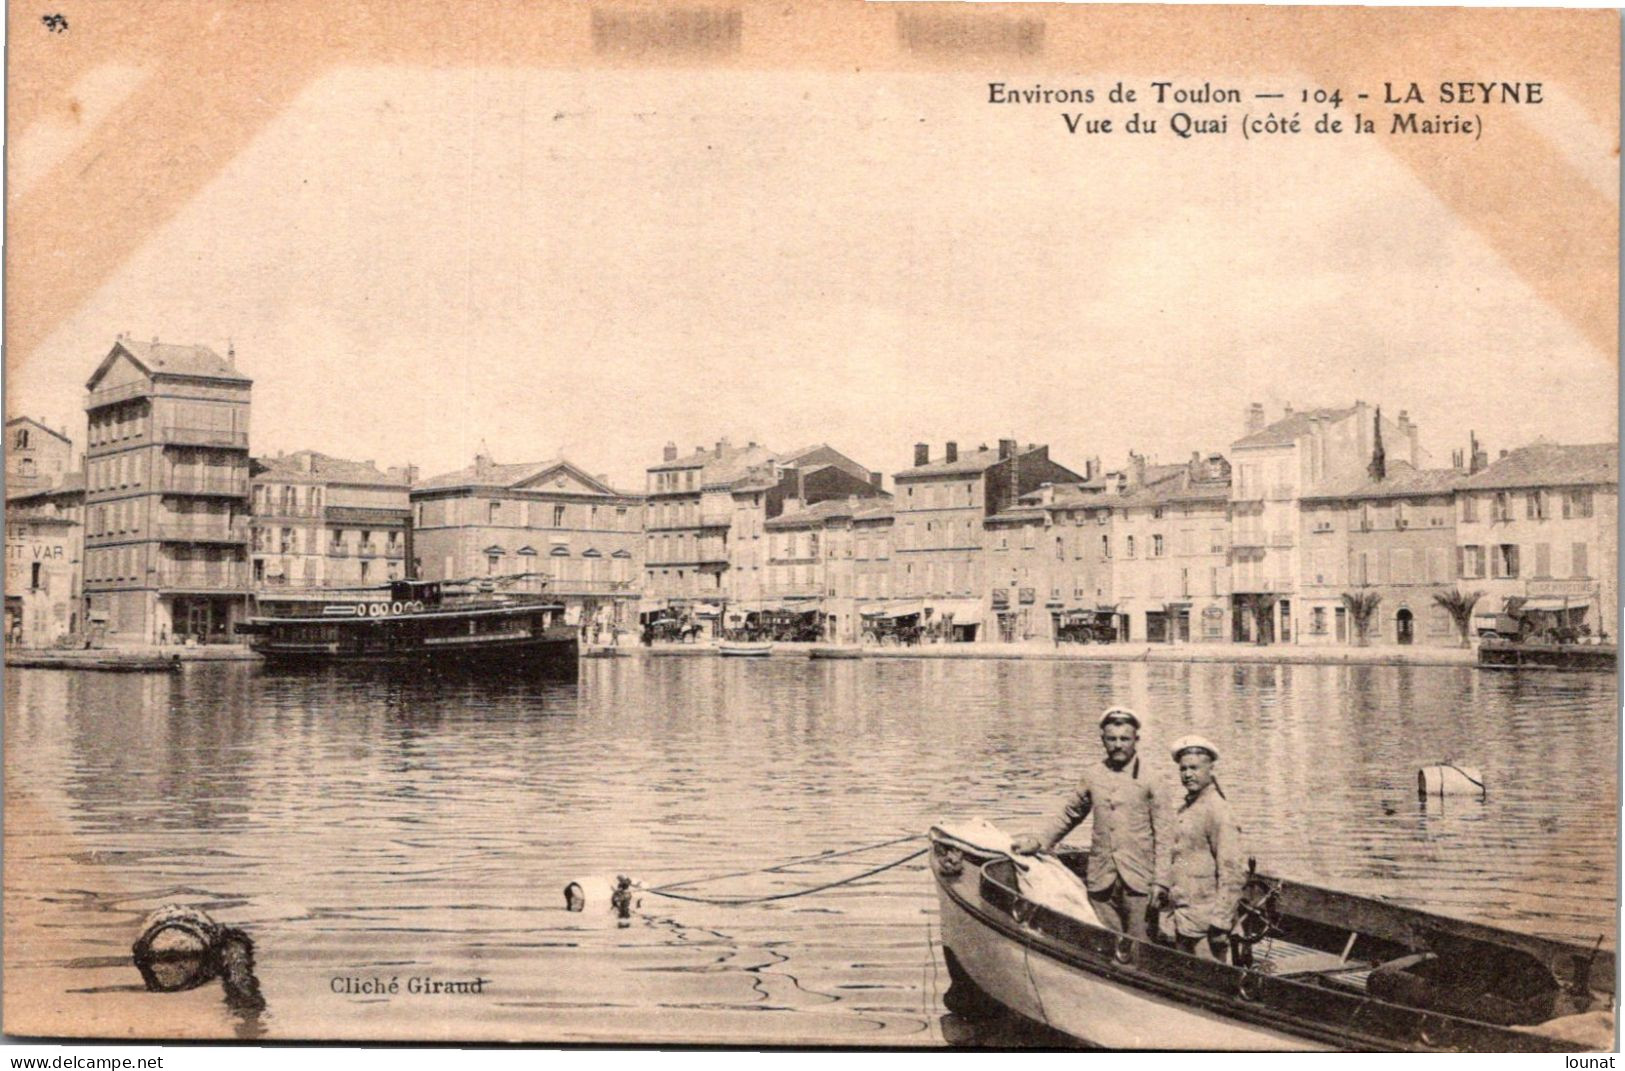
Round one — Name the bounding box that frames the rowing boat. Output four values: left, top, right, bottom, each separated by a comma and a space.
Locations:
929, 825, 1614, 1051
717, 642, 773, 658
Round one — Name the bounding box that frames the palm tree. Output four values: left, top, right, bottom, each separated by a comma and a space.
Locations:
1341, 591, 1383, 646
1433, 589, 1484, 648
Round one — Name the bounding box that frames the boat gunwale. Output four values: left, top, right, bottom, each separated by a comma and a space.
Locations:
928, 829, 1602, 1052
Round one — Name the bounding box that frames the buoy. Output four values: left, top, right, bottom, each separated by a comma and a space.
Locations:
563, 875, 643, 916
1418, 764, 1486, 798
132, 904, 266, 1012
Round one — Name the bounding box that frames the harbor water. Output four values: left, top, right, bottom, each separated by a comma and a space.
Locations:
3, 657, 1617, 1044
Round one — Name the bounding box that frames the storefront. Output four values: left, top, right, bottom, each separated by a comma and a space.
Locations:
928, 598, 984, 643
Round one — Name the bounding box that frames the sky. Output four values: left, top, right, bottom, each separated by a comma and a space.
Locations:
7, 65, 1617, 492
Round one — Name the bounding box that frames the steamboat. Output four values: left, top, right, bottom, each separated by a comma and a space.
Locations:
237, 575, 577, 673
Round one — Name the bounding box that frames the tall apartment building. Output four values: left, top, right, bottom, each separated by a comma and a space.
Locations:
762, 493, 894, 643
5, 416, 74, 494
1455, 442, 1619, 636
1229, 402, 1426, 644
893, 439, 1082, 641
412, 454, 644, 628
82, 338, 252, 644
250, 451, 414, 594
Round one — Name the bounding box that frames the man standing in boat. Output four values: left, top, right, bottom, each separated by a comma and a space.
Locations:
1154, 735, 1247, 962
1010, 707, 1166, 941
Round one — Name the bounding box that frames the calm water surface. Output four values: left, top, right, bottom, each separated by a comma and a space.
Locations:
3, 657, 1617, 1044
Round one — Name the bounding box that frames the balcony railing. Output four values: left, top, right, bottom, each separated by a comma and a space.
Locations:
162, 426, 249, 448
384, 546, 405, 559
328, 545, 350, 558
84, 382, 150, 409
358, 543, 379, 558
157, 521, 249, 543
253, 503, 322, 518
164, 475, 249, 496
158, 567, 249, 591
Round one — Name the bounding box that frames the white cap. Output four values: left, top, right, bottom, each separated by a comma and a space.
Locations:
1170, 734, 1219, 762
1099, 706, 1141, 730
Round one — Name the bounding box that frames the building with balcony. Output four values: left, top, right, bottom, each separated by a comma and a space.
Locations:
6, 416, 74, 494
1298, 461, 1462, 646
5, 472, 85, 647
1229, 401, 1427, 643
250, 452, 414, 602
642, 439, 884, 625
82, 337, 251, 644
893, 439, 1083, 642
1455, 442, 1619, 638
412, 453, 644, 629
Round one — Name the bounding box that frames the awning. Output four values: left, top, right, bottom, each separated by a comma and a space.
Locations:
930, 599, 983, 620
692, 602, 723, 617
1522, 597, 1583, 612
863, 601, 923, 620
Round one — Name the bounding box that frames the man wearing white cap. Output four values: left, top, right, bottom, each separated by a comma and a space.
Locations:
1154, 735, 1246, 962
1011, 707, 1167, 940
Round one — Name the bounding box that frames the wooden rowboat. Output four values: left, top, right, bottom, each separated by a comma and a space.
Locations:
717, 641, 774, 657
929, 826, 1614, 1052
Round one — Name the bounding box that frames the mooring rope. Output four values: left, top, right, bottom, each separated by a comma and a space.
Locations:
648, 832, 925, 894
643, 846, 930, 906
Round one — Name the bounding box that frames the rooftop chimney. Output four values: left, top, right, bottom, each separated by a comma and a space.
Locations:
914, 442, 929, 467
1128, 452, 1147, 488
475, 452, 493, 479
945, 441, 958, 463
1368, 407, 1387, 481
716, 437, 729, 455
998, 438, 1017, 460
663, 442, 677, 462
1246, 403, 1266, 434
1469, 431, 1488, 475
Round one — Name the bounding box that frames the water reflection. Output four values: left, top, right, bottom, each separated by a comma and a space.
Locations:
3, 658, 1615, 1044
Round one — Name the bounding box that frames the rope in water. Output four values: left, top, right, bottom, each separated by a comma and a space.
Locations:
648, 832, 926, 894
643, 846, 930, 906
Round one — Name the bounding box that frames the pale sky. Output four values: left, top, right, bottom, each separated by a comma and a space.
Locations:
9, 67, 1617, 491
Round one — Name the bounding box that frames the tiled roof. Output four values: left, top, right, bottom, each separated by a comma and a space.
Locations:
116, 339, 251, 383
256, 451, 404, 486
1457, 442, 1618, 491
896, 444, 1045, 478
417, 458, 557, 490
768, 495, 892, 528
1302, 461, 1462, 501
6, 470, 84, 502
1232, 406, 1357, 449
853, 501, 895, 522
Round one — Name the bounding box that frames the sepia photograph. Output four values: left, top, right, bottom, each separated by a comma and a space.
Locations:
2, 0, 1619, 1054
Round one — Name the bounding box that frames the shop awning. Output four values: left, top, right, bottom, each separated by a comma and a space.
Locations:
863, 601, 923, 620
692, 602, 723, 617
930, 599, 983, 620
1522, 597, 1584, 612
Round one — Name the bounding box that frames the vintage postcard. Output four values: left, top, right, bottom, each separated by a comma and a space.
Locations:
3, 0, 1618, 1052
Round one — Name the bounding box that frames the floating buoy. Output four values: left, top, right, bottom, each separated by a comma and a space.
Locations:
132, 904, 265, 1011
1418, 764, 1486, 798
563, 875, 643, 918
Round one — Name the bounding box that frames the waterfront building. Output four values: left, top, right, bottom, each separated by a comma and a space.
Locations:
82, 338, 252, 645
1454, 442, 1619, 637
1297, 462, 1462, 646
643, 439, 884, 626
762, 493, 894, 642
1104, 453, 1234, 644
4, 472, 85, 646
1229, 402, 1427, 644
893, 439, 1083, 642
412, 453, 644, 628
6, 416, 74, 494
249, 452, 414, 594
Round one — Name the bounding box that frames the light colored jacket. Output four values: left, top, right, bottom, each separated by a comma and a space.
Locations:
1159, 780, 1246, 937
1035, 755, 1167, 893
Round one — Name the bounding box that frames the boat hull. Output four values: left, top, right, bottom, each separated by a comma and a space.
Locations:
935, 875, 1325, 1050
717, 643, 773, 657
255, 632, 578, 673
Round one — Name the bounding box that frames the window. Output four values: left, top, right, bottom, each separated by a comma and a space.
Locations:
1461, 495, 1478, 523
1152, 534, 1164, 557
1493, 492, 1511, 522
1572, 542, 1590, 578
1526, 491, 1546, 520
1493, 543, 1519, 578
1056, 536, 1065, 560
1534, 543, 1551, 578
1126, 536, 1135, 559
553, 505, 566, 527
1458, 545, 1485, 579
1311, 606, 1327, 635
13, 428, 28, 449
1563, 489, 1594, 519
1101, 534, 1111, 559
